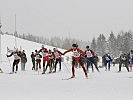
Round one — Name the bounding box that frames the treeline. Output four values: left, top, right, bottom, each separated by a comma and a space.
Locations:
4, 32, 90, 50
90, 31, 133, 58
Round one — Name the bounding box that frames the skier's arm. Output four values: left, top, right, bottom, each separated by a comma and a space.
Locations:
7, 52, 13, 57
37, 49, 42, 54
57, 50, 63, 55
64, 48, 73, 55
77, 48, 85, 55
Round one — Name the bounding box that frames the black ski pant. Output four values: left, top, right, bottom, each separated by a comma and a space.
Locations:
86, 57, 99, 72
32, 60, 35, 70
119, 61, 129, 72
12, 59, 20, 72
53, 58, 61, 72
105, 61, 111, 71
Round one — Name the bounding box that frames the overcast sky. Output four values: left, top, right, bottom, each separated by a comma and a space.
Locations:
0, 0, 133, 41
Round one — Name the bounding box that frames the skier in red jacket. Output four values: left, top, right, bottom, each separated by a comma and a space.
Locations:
63, 44, 88, 79
38, 45, 48, 72
53, 48, 63, 73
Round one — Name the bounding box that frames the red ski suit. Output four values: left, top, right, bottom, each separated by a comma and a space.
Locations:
38, 48, 49, 63
64, 48, 88, 77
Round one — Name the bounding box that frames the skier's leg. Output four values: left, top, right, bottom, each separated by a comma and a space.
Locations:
80, 58, 88, 78
72, 61, 75, 77
36, 61, 38, 71
53, 60, 58, 72
86, 61, 90, 72
16, 64, 18, 72
21, 62, 24, 71
59, 58, 61, 71
12, 61, 15, 72
33, 61, 35, 70
125, 62, 129, 72
93, 59, 100, 72
43, 61, 46, 72
49, 60, 52, 73
23, 63, 25, 71
118, 62, 122, 72
39, 61, 41, 70
108, 61, 111, 71
86, 58, 91, 72
105, 62, 108, 71
12, 60, 18, 72
91, 63, 94, 72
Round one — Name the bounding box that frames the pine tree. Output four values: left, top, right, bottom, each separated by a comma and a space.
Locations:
96, 34, 106, 56
108, 32, 117, 58
91, 37, 96, 52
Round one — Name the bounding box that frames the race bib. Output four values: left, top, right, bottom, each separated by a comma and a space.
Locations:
86, 51, 93, 58
72, 50, 80, 57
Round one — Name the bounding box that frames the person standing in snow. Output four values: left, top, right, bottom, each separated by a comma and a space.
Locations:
128, 50, 133, 71
38, 45, 48, 72
31, 52, 36, 70
20, 50, 27, 71
7, 49, 21, 73
63, 44, 88, 79
53, 48, 63, 73
118, 53, 129, 72
42, 49, 54, 74
85, 46, 100, 72
35, 50, 42, 71
104, 54, 112, 71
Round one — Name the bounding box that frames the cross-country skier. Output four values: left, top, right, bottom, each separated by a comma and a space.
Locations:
118, 53, 129, 72
42, 49, 55, 74
85, 46, 100, 72
38, 45, 48, 72
35, 50, 42, 71
103, 54, 112, 71
63, 44, 88, 79
20, 50, 27, 71
7, 49, 21, 74
128, 50, 133, 71
31, 52, 36, 70
53, 48, 63, 73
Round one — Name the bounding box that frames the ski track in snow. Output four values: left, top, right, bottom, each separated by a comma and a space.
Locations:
0, 34, 133, 100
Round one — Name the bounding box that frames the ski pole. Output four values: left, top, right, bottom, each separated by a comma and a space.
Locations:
62, 62, 71, 73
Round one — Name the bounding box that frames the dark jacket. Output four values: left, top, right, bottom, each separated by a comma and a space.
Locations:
31, 53, 35, 62
20, 52, 27, 63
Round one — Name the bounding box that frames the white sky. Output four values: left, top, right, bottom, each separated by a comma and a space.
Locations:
0, 0, 133, 41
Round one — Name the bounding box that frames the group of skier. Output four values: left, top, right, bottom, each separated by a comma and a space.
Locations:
6, 49, 27, 73
31, 45, 63, 74
29, 44, 100, 79
102, 50, 133, 72
1, 43, 133, 79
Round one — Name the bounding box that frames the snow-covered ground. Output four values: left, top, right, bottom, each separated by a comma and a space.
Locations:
0, 34, 133, 100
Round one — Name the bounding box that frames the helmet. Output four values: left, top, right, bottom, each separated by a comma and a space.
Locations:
86, 46, 90, 48
42, 45, 44, 48
72, 44, 78, 47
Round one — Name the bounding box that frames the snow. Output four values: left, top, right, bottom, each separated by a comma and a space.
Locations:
0, 34, 133, 100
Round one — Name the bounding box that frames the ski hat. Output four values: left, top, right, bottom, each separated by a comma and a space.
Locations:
35, 50, 38, 52
53, 48, 58, 51
86, 46, 90, 48
72, 44, 78, 47
42, 45, 44, 48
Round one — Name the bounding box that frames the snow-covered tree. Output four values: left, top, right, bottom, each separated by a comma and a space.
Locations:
107, 32, 117, 58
